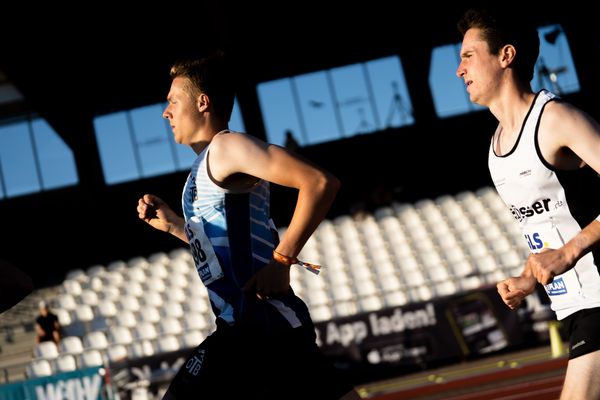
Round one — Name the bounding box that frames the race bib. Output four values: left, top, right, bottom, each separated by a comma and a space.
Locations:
184, 216, 224, 286
522, 224, 564, 254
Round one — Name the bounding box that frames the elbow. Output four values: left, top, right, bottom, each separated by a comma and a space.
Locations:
320, 171, 341, 197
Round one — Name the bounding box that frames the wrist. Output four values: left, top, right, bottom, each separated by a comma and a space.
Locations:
272, 250, 297, 266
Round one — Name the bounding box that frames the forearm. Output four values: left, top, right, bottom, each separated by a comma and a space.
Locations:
276, 174, 340, 258
563, 219, 600, 265
168, 216, 189, 244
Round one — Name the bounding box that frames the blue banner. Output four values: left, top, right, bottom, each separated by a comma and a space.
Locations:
0, 367, 106, 400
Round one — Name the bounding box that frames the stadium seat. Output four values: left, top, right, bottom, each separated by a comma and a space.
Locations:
27, 359, 53, 378
59, 336, 84, 355
155, 335, 180, 353
180, 330, 205, 349
54, 354, 77, 373
79, 349, 104, 368
83, 331, 109, 351
34, 341, 59, 359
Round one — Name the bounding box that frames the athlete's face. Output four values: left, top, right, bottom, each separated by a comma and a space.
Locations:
163, 77, 203, 145
456, 28, 504, 107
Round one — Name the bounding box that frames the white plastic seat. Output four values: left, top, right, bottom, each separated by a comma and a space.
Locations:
117, 295, 141, 312
143, 277, 166, 293
103, 271, 124, 287
384, 290, 409, 307
359, 296, 383, 312
186, 297, 209, 314
87, 265, 106, 278
171, 258, 191, 275
167, 272, 189, 289
108, 326, 134, 345
98, 286, 121, 303
159, 317, 183, 336
122, 281, 144, 297
65, 269, 86, 282
83, 331, 109, 350
115, 310, 137, 328
54, 308, 72, 326
34, 341, 59, 359
27, 359, 53, 378
107, 259, 129, 273
134, 322, 158, 341
169, 247, 190, 261
80, 289, 99, 306
130, 340, 155, 359
96, 301, 118, 318
127, 266, 147, 283
79, 349, 104, 368
181, 330, 205, 349
138, 305, 161, 323
128, 256, 150, 269
63, 279, 83, 296
56, 293, 77, 311
164, 287, 186, 304
141, 292, 164, 308
309, 305, 332, 322
161, 302, 184, 319
54, 354, 77, 373
435, 281, 458, 297
304, 288, 329, 307
155, 335, 180, 353
355, 279, 378, 297
148, 251, 170, 265
183, 314, 208, 331
332, 301, 358, 317
106, 344, 128, 363
59, 336, 84, 355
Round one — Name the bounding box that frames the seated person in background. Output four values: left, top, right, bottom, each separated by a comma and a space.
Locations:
35, 300, 61, 345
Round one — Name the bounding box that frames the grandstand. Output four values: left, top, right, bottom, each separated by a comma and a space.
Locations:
0, 186, 559, 398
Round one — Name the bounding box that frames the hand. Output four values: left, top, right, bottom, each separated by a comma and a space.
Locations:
497, 275, 536, 310
137, 194, 177, 233
526, 248, 570, 285
243, 261, 291, 299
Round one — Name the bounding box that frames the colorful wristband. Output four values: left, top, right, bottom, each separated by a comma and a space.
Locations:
272, 250, 322, 275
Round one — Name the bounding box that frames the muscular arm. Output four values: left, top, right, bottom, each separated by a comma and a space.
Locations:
531, 102, 600, 284
209, 132, 340, 258
209, 132, 340, 296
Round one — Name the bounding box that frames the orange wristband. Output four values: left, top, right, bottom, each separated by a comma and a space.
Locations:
272, 250, 322, 275
272, 250, 297, 266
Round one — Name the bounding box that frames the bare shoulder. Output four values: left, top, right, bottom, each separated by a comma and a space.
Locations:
211, 131, 268, 153
543, 100, 595, 126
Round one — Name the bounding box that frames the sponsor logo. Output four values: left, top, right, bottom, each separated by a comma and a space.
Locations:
545, 277, 567, 296
519, 169, 531, 177
572, 340, 586, 350
510, 198, 551, 222
35, 374, 102, 400
198, 263, 212, 282
185, 349, 206, 376
524, 232, 551, 251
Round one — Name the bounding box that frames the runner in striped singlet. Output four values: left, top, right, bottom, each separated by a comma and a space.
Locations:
137, 52, 360, 400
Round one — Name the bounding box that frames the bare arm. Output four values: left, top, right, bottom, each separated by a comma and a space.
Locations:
531, 102, 600, 284
497, 261, 537, 309
137, 194, 188, 243
528, 220, 600, 284
209, 132, 340, 258
209, 132, 340, 296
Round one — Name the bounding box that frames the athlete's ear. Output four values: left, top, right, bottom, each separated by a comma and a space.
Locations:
500, 44, 516, 68
197, 93, 209, 112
